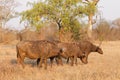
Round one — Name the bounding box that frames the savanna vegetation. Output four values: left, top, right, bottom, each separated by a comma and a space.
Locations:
0, 0, 120, 80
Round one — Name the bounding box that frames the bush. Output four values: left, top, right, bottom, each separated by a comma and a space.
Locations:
0, 28, 17, 43
93, 19, 120, 41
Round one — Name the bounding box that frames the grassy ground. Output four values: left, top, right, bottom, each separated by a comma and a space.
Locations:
0, 41, 120, 80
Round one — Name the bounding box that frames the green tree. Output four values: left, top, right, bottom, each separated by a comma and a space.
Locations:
21, 0, 85, 40
83, 0, 99, 39
21, 0, 100, 40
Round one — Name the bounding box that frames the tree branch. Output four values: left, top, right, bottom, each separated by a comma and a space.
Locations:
93, 0, 99, 5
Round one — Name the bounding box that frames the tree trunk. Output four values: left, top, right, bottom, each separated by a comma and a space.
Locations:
56, 20, 62, 40
87, 14, 93, 39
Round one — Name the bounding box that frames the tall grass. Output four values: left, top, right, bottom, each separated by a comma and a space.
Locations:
0, 41, 120, 80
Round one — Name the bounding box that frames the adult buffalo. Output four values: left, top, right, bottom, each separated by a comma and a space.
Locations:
67, 41, 103, 64
37, 41, 86, 66
57, 42, 85, 66
16, 40, 62, 69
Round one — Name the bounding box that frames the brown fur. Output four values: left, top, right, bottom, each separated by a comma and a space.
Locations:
16, 40, 62, 69
57, 42, 85, 66
72, 41, 103, 64
67, 41, 103, 64
36, 40, 62, 67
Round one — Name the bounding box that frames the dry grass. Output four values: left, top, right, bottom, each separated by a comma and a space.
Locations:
0, 41, 120, 80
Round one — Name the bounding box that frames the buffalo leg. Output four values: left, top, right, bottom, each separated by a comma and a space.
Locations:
66, 58, 69, 64
17, 52, 25, 68
17, 54, 21, 64
50, 57, 54, 68
39, 58, 43, 68
20, 56, 25, 68
44, 58, 47, 69
74, 56, 78, 65
37, 58, 40, 66
70, 57, 74, 66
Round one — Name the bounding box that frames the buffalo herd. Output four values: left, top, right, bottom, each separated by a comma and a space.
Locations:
16, 40, 103, 69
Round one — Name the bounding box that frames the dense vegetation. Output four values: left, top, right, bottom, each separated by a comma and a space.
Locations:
21, 0, 99, 40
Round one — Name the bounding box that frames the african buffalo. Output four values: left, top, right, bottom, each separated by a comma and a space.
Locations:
57, 42, 85, 66
67, 41, 103, 64
16, 40, 62, 69
36, 40, 63, 67
37, 41, 86, 66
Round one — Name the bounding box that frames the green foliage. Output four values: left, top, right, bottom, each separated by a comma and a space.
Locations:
21, 0, 83, 29
83, 2, 98, 15
21, 0, 99, 40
